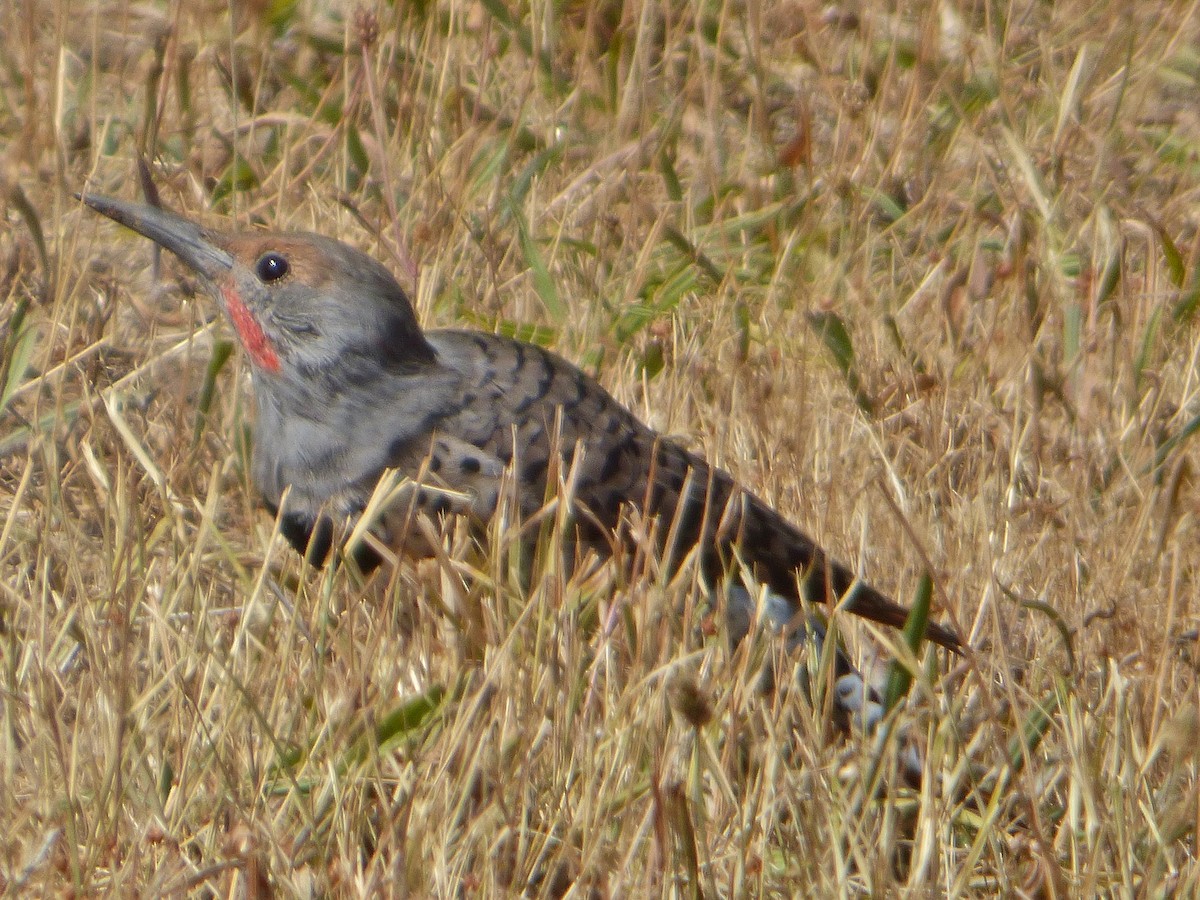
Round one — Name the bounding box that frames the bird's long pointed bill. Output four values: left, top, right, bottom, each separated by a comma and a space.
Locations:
78, 193, 234, 279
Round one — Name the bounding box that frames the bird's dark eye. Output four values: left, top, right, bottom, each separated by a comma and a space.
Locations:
256, 252, 290, 283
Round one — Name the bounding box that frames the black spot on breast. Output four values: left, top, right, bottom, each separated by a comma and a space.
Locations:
427, 495, 453, 517
272, 501, 382, 574
461, 456, 481, 475
278, 511, 334, 567
277, 511, 310, 553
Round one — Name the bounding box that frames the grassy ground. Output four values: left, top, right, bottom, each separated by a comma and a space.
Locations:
1, 0, 1198, 895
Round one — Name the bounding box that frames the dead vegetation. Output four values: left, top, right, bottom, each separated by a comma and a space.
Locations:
0, 0, 1198, 894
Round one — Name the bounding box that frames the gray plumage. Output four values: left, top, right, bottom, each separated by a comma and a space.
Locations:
80, 193, 961, 655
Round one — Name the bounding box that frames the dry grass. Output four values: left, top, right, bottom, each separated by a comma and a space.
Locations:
1, 0, 1199, 895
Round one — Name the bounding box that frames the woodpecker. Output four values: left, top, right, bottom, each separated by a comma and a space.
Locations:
81, 193, 960, 729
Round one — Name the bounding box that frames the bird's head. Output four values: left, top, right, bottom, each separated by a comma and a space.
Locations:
80, 194, 435, 382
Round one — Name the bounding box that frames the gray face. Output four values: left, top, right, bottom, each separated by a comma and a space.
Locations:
81, 193, 436, 383
81, 193, 455, 514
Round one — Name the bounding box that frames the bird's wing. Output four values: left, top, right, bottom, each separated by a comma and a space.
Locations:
386, 330, 961, 650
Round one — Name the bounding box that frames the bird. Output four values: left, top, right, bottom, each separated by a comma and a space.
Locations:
80, 192, 960, 727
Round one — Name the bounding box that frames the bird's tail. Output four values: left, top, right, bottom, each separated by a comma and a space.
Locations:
645, 438, 962, 652
733, 490, 963, 652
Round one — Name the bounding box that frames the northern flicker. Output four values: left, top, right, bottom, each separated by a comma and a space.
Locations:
80, 193, 960, 723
